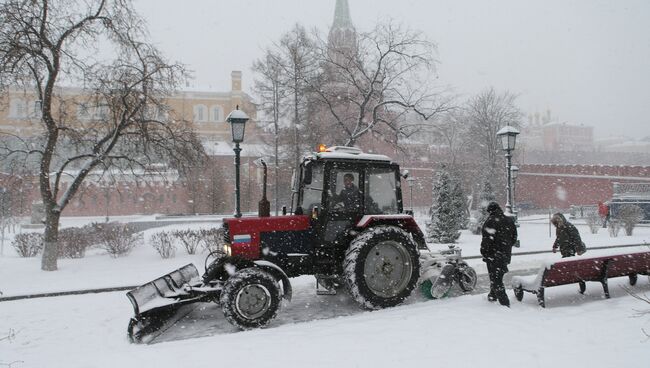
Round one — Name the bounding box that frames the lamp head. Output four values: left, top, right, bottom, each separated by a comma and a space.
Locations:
496, 125, 520, 151
226, 107, 249, 143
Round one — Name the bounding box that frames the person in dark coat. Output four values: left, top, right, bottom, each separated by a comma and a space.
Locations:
332, 173, 361, 211
551, 213, 583, 257
551, 213, 586, 291
480, 202, 518, 307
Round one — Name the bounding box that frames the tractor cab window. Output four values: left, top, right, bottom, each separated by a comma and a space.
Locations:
300, 163, 324, 212
328, 170, 361, 213
364, 168, 398, 214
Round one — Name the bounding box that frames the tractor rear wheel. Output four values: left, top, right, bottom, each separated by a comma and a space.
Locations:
343, 225, 420, 309
220, 268, 281, 330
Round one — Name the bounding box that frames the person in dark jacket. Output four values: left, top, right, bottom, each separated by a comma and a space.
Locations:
551, 213, 586, 291
332, 173, 361, 211
480, 202, 518, 307
551, 213, 583, 257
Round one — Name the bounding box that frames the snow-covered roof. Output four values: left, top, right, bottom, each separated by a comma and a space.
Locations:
202, 140, 267, 158
314, 146, 392, 162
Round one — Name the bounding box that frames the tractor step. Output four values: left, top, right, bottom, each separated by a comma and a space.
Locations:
316, 274, 340, 295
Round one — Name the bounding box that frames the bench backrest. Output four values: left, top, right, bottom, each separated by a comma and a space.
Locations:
606, 251, 650, 278
543, 257, 610, 287
542, 251, 650, 287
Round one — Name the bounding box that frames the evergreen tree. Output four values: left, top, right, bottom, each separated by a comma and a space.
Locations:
427, 170, 461, 243
451, 179, 469, 230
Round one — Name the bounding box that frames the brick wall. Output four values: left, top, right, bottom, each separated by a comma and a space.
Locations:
516, 164, 650, 210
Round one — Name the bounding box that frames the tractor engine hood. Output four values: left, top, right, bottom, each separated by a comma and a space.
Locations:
223, 215, 311, 260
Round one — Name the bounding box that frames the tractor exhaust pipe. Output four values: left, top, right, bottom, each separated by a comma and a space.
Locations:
258, 159, 270, 217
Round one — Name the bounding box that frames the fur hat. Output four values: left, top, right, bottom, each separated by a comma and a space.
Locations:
486, 201, 502, 214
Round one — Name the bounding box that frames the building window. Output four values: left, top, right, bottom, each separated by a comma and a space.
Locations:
9, 98, 27, 119
77, 103, 90, 120
94, 104, 109, 121
210, 105, 223, 122
156, 106, 169, 121
193, 104, 207, 122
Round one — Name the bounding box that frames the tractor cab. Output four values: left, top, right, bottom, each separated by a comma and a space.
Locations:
286, 146, 423, 277
294, 146, 403, 218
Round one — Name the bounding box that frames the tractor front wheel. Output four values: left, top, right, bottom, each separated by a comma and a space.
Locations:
220, 268, 281, 330
344, 225, 420, 310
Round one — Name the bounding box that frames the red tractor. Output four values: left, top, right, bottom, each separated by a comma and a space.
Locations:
127, 146, 429, 343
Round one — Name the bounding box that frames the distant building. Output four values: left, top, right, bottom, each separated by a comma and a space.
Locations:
595, 136, 650, 154
542, 122, 594, 151
0, 71, 272, 217
0, 71, 261, 142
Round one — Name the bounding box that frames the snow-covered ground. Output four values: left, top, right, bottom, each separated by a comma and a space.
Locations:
1, 215, 649, 367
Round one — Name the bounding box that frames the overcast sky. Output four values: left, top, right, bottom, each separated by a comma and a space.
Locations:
133, 0, 650, 139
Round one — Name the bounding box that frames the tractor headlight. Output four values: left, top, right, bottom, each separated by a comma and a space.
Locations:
223, 243, 232, 257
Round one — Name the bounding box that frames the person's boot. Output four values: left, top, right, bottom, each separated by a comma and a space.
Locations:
498, 295, 510, 307
487, 291, 497, 302
496, 288, 510, 307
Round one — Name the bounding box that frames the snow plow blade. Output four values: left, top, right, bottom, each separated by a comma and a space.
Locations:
126, 264, 206, 343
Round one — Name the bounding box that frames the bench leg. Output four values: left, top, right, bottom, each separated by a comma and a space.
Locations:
514, 286, 524, 302
629, 274, 637, 286
537, 287, 545, 308
599, 260, 611, 299
578, 281, 586, 294
601, 279, 610, 299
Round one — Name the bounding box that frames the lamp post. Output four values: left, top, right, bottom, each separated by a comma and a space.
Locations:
406, 176, 415, 212
227, 107, 249, 218
511, 165, 519, 223
496, 125, 520, 220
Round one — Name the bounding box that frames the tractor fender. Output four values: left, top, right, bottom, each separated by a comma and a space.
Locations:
355, 214, 427, 249
254, 260, 293, 302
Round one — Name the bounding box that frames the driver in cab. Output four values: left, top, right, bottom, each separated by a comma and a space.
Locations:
332, 173, 361, 211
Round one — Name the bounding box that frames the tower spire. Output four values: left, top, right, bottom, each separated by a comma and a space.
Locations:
332, 0, 353, 29
328, 0, 357, 61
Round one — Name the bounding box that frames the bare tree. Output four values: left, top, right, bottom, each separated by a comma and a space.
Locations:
0, 0, 201, 271
276, 24, 320, 168
427, 109, 470, 170
310, 21, 454, 147
252, 50, 287, 215
464, 87, 523, 175
252, 25, 322, 214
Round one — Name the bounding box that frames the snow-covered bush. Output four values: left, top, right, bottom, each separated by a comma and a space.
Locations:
96, 223, 141, 258
150, 231, 174, 257
173, 229, 202, 255
608, 219, 621, 237
617, 204, 645, 236
585, 212, 601, 234
57, 224, 98, 258
150, 231, 176, 259
200, 227, 227, 253
12, 233, 42, 257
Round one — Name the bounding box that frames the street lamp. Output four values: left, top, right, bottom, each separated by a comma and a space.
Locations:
496, 125, 520, 220
227, 107, 249, 218
406, 176, 415, 213
510, 165, 519, 222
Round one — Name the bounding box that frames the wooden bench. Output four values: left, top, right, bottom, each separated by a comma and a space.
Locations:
512, 251, 650, 307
